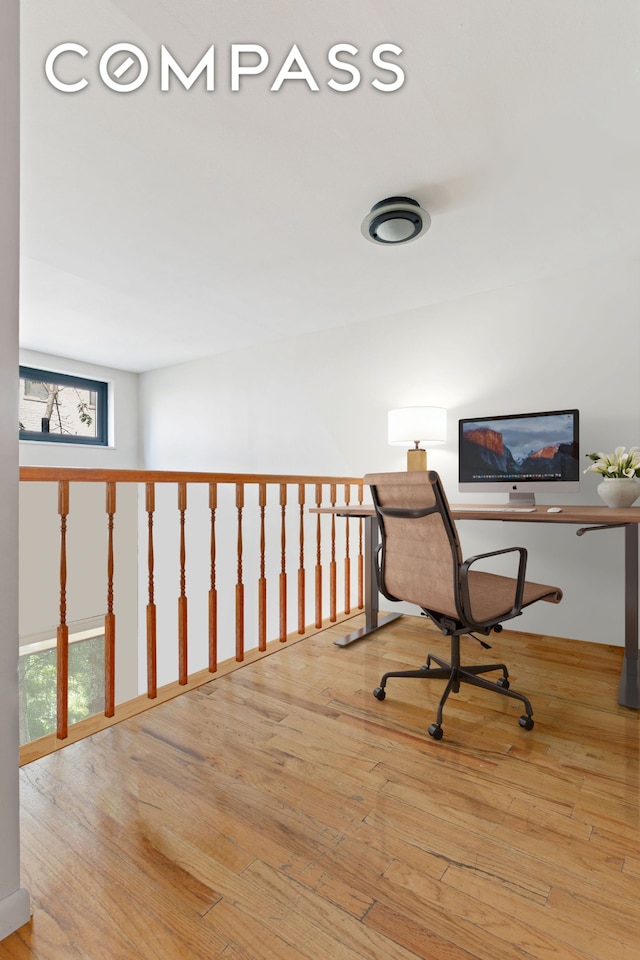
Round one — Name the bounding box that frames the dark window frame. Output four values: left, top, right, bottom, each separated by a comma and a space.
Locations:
19, 365, 109, 446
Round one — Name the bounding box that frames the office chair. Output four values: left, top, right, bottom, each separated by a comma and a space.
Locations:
364, 471, 563, 740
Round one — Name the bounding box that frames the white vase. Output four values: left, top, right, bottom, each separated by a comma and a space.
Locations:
597, 477, 640, 508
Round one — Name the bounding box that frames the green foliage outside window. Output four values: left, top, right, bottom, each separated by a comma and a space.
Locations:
19, 636, 105, 744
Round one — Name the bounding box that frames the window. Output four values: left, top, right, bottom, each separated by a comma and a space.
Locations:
24, 378, 50, 400
18, 627, 106, 744
19, 366, 108, 445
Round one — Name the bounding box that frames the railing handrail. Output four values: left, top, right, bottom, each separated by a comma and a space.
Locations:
20, 466, 366, 486
19, 465, 368, 752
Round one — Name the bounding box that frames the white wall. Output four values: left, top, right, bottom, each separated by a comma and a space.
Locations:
140, 254, 640, 648
19, 349, 140, 468
0, 0, 32, 940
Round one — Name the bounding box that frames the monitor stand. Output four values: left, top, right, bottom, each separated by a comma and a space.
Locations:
507, 491, 536, 507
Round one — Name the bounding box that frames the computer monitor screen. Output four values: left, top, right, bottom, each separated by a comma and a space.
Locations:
458, 408, 580, 505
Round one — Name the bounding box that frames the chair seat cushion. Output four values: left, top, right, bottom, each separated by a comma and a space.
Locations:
384, 561, 562, 624
465, 570, 562, 623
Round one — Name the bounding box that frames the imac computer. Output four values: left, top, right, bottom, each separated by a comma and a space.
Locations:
458, 408, 580, 506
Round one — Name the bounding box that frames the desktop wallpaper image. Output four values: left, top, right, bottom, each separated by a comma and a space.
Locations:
460, 412, 580, 482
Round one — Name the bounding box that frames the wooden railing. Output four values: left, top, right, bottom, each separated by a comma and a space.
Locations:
19, 468, 365, 755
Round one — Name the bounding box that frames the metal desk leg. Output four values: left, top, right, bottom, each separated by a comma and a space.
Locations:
333, 515, 402, 647
620, 524, 640, 708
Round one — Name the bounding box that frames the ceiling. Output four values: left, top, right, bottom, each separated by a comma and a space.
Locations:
19, 0, 640, 373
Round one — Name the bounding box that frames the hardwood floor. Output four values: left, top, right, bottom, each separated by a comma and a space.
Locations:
2, 614, 639, 960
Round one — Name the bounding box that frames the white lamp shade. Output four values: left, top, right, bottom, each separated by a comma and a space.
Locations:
388, 406, 447, 447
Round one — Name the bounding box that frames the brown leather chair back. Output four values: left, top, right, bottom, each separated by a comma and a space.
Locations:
364, 471, 463, 620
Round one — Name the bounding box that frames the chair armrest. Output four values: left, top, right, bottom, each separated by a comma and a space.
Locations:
459, 547, 528, 625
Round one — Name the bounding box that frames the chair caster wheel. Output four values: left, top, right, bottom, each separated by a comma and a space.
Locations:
497, 677, 510, 689
428, 723, 443, 740
518, 715, 534, 730
373, 687, 386, 701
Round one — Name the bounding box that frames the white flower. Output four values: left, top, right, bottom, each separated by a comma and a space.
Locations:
584, 446, 640, 478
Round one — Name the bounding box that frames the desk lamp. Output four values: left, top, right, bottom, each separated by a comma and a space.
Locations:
388, 406, 447, 471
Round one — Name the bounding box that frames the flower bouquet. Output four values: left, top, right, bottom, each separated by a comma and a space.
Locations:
584, 447, 640, 478
584, 447, 640, 507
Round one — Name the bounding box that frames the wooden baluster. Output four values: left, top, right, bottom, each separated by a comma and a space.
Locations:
56, 480, 69, 740
208, 482, 217, 673
104, 481, 116, 718
236, 483, 245, 661
344, 483, 351, 615
178, 482, 188, 684
279, 483, 287, 641
258, 483, 267, 652
330, 483, 337, 622
146, 482, 157, 699
357, 483, 364, 610
298, 483, 306, 634
315, 484, 323, 628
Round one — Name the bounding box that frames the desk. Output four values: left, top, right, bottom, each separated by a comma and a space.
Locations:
311, 503, 640, 710
314, 507, 403, 647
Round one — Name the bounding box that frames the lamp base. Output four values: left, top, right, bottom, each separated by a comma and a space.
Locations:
407, 448, 427, 471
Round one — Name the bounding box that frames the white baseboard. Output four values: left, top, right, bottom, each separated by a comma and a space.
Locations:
0, 887, 31, 942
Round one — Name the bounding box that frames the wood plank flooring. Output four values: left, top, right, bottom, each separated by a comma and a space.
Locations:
2, 614, 639, 960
